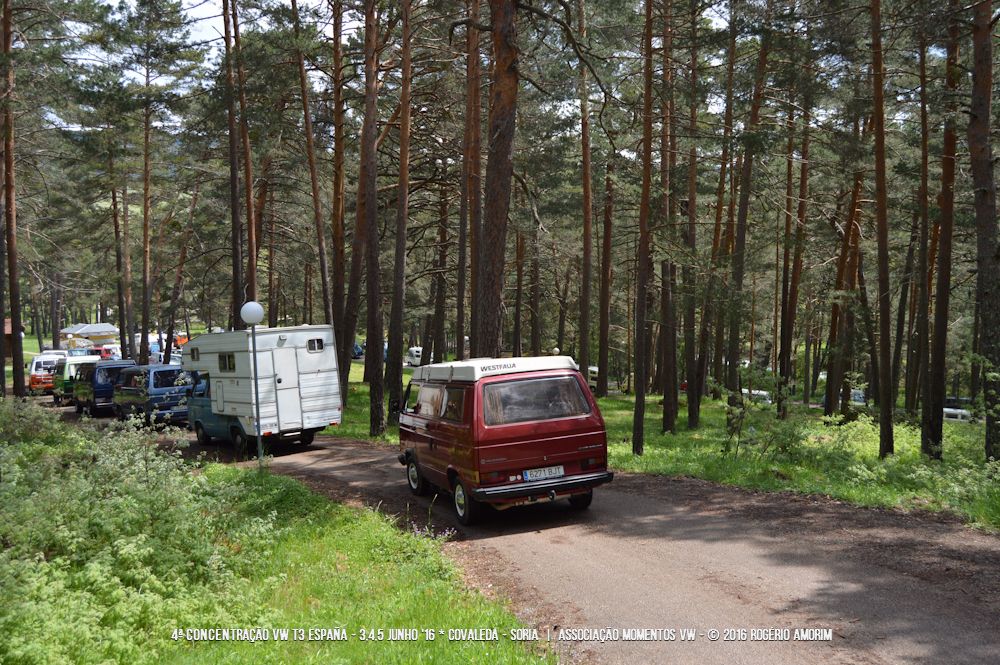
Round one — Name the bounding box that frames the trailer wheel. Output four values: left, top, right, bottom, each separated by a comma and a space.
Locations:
568, 490, 593, 510
231, 427, 252, 458
195, 422, 211, 445
299, 430, 315, 446
75, 400, 83, 414
406, 459, 429, 496
452, 478, 480, 525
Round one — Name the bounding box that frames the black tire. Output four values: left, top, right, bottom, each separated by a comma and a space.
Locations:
195, 422, 211, 445
299, 430, 315, 446
406, 459, 429, 496
568, 490, 593, 510
75, 400, 83, 414
452, 478, 481, 525
231, 427, 253, 458
54, 394, 61, 406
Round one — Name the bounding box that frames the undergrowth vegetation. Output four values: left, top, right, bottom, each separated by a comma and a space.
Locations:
0, 400, 547, 665
601, 395, 1000, 529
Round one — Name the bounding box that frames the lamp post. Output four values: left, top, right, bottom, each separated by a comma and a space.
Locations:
240, 301, 265, 470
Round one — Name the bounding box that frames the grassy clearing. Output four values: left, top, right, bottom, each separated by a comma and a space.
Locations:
600, 393, 1000, 528
0, 401, 549, 665
334, 366, 998, 528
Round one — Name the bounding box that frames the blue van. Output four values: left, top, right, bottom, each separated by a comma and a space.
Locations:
113, 365, 199, 425
73, 359, 136, 415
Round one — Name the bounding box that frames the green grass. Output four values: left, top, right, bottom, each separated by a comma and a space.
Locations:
164, 468, 549, 665
325, 361, 410, 445
0, 400, 549, 665
599, 392, 1000, 528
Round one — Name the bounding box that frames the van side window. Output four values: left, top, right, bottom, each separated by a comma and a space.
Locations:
219, 353, 236, 372
441, 387, 466, 422
414, 384, 443, 416
307, 338, 324, 352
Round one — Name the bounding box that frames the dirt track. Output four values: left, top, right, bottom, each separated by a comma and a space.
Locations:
250, 435, 1000, 665
50, 398, 1000, 664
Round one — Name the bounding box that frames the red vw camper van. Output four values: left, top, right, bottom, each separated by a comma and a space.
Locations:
398, 356, 613, 524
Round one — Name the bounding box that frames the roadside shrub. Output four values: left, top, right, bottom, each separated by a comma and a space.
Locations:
0, 401, 272, 664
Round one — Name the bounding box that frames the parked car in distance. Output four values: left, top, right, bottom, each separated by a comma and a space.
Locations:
72, 359, 136, 415
741, 388, 772, 404
52, 356, 99, 405
588, 366, 598, 392
398, 356, 613, 525
942, 397, 975, 423
405, 346, 432, 366
351, 342, 364, 359
113, 365, 196, 425
27, 355, 61, 394
67, 348, 100, 358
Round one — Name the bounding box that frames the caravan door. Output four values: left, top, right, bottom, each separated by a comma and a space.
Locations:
272, 347, 302, 431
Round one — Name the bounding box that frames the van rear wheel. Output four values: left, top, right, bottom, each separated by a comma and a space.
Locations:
568, 490, 593, 510
406, 459, 429, 496
194, 422, 211, 446
452, 478, 480, 525
299, 430, 315, 446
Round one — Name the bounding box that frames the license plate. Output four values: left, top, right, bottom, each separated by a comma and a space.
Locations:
523, 465, 564, 481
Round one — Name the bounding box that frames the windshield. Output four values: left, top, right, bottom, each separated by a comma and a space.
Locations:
482, 375, 590, 426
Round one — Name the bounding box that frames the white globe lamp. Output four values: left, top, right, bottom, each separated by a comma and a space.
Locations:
240, 301, 265, 326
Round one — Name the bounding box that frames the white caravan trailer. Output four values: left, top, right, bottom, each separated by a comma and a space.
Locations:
182, 324, 342, 446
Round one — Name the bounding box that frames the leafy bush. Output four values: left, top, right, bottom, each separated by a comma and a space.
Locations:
0, 400, 547, 665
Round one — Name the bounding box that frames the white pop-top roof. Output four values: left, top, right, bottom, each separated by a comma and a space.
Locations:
410, 355, 579, 383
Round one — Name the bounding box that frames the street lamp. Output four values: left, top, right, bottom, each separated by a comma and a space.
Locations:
240, 301, 265, 470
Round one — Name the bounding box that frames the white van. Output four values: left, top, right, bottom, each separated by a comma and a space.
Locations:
182, 325, 343, 446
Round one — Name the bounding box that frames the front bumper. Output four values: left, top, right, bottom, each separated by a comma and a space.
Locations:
470, 471, 614, 501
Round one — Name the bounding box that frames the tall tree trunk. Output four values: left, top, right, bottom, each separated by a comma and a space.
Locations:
140, 77, 153, 363
577, 0, 592, 373
725, 7, 771, 404
513, 231, 524, 356
331, 0, 346, 341
925, 0, 958, 460
358, 0, 384, 436
2, 0, 21, 395
967, 0, 999, 459
292, 0, 334, 331
892, 212, 918, 406
476, 0, 518, 357
222, 0, 243, 334
108, 149, 129, 356
632, 0, 654, 455
910, 39, 931, 418
460, 0, 482, 359
267, 190, 278, 327
683, 0, 699, 427
776, 105, 795, 417
597, 157, 614, 396
0, 147, 5, 393
386, 0, 412, 426
870, 0, 894, 456
530, 214, 541, 356
231, 0, 257, 302
433, 176, 449, 364
660, 0, 678, 432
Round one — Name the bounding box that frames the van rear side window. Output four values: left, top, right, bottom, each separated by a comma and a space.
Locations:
483, 376, 590, 426
307, 338, 324, 352
414, 384, 443, 416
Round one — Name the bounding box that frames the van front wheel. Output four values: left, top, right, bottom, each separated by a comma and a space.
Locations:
568, 490, 593, 510
452, 478, 480, 525
406, 459, 428, 496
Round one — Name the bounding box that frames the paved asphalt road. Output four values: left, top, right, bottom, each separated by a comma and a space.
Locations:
248, 436, 1000, 665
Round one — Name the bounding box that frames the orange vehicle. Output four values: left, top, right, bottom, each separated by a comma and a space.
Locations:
28, 355, 59, 394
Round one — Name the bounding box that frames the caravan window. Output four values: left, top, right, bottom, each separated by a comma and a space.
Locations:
218, 353, 236, 372
190, 348, 200, 361
307, 338, 324, 352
